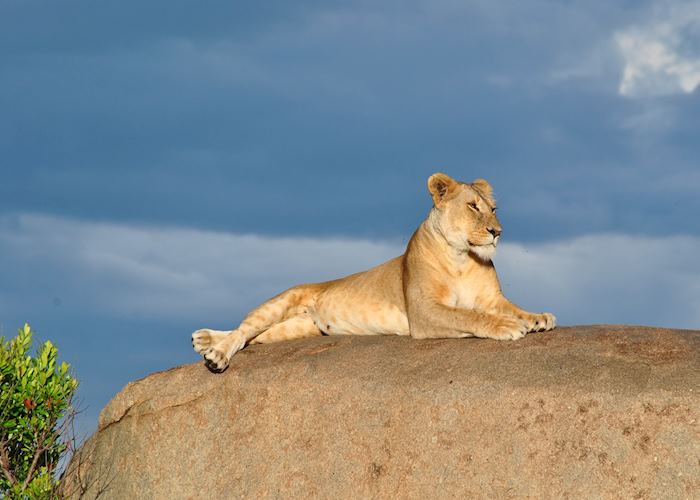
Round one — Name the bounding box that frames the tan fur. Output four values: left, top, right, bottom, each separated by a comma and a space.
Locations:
192, 173, 557, 372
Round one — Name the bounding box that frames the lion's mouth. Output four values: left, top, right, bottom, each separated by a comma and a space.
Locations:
468, 241, 497, 248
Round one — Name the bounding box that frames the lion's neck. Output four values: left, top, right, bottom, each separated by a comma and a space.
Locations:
416, 214, 487, 274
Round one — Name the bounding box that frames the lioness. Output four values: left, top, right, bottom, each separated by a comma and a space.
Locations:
193, 173, 556, 372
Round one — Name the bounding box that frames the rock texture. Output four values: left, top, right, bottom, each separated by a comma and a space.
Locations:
63, 326, 699, 499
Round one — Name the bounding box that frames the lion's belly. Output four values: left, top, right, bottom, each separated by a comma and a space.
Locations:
311, 283, 409, 337
309, 255, 409, 336
311, 302, 410, 336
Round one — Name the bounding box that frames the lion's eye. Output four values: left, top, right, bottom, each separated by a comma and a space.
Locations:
491, 207, 497, 214
468, 201, 479, 211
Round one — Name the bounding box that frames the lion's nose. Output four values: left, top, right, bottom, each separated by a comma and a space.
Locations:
488, 227, 501, 238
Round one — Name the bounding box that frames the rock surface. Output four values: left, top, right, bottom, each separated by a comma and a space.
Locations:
63, 326, 700, 499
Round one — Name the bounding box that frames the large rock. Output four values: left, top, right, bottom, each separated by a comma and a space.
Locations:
63, 326, 699, 499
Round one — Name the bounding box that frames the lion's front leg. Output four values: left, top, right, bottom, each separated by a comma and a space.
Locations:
488, 295, 557, 333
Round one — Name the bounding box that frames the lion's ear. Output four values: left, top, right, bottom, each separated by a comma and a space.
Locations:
471, 178, 494, 203
428, 173, 458, 207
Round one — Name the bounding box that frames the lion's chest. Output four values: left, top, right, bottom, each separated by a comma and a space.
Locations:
443, 262, 497, 309
447, 278, 478, 309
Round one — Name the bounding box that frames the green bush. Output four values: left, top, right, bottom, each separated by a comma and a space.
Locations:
0, 324, 78, 499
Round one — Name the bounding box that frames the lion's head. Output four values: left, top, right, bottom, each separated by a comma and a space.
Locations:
427, 172, 501, 262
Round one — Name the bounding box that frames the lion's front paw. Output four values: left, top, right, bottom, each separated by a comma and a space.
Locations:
523, 313, 557, 332
483, 317, 528, 341
191, 328, 229, 355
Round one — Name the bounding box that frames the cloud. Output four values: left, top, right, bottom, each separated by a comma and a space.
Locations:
3, 213, 698, 438
1, 214, 698, 330
0, 214, 402, 325
616, 2, 700, 97
496, 235, 700, 329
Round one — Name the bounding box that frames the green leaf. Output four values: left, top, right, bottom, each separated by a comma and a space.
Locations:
0, 323, 78, 497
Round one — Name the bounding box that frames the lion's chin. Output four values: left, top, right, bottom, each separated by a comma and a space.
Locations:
469, 243, 496, 262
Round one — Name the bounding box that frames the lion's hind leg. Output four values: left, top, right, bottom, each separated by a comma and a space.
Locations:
250, 314, 322, 344
195, 284, 322, 372
200, 315, 321, 372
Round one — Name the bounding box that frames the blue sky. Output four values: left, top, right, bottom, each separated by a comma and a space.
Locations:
2, 0, 699, 435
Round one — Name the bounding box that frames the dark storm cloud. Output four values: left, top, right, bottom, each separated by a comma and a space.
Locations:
0, 0, 329, 53
2, 0, 698, 240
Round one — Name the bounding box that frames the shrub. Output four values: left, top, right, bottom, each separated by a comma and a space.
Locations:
0, 324, 78, 499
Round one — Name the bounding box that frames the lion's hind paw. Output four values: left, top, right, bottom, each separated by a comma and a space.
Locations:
203, 347, 230, 373
199, 331, 246, 373
191, 328, 229, 355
